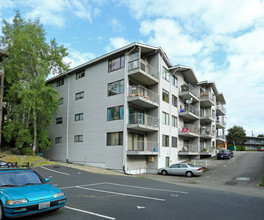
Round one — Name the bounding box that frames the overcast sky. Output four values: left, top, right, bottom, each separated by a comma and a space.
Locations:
1, 0, 264, 136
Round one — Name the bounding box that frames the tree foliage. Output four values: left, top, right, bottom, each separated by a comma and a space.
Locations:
226, 125, 247, 146
1, 10, 69, 154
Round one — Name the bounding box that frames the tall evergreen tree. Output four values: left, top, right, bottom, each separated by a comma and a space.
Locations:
0, 10, 69, 154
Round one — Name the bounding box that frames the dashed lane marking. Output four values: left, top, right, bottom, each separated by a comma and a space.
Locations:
40, 166, 70, 176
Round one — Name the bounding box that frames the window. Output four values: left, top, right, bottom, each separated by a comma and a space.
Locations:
75, 91, 84, 100
56, 79, 64, 87
59, 98, 63, 105
162, 112, 169, 125
172, 136, 177, 148
172, 115, 178, 127
56, 117, 63, 124
107, 132, 123, 146
162, 89, 169, 103
108, 55, 125, 72
76, 71, 85, 79
162, 67, 170, 81
55, 137, 62, 144
75, 113, 84, 121
162, 134, 169, 147
172, 75, 178, 87
108, 80, 124, 96
74, 135, 83, 142
107, 106, 124, 121
172, 95, 177, 107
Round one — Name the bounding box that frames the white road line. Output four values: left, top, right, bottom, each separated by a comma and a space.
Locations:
76, 186, 165, 201
105, 182, 189, 194
60, 182, 107, 190
40, 166, 70, 176
64, 206, 116, 220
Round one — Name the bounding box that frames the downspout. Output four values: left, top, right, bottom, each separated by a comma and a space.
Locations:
66, 73, 70, 163
123, 46, 137, 175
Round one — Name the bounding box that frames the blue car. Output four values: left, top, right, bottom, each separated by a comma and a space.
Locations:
0, 168, 66, 219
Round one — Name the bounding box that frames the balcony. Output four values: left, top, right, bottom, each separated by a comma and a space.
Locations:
216, 117, 226, 129
178, 144, 199, 156
179, 104, 199, 120
128, 85, 159, 108
200, 109, 215, 122
127, 141, 159, 155
216, 102, 226, 116
179, 124, 199, 138
128, 113, 159, 132
179, 84, 199, 102
200, 127, 215, 139
216, 135, 226, 142
200, 92, 215, 107
128, 59, 159, 86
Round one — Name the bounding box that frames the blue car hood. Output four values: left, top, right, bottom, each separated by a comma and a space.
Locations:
2, 184, 60, 202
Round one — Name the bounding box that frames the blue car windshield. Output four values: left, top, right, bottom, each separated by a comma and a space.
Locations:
0, 170, 43, 187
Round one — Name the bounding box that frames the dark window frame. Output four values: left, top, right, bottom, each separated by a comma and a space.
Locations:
108, 79, 124, 96
56, 117, 63, 124
74, 135, 83, 143
107, 132, 123, 146
75, 113, 84, 121
108, 55, 125, 72
75, 91, 84, 100
76, 71, 85, 80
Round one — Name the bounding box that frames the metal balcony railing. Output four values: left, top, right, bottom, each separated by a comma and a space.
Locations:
200, 91, 215, 103
181, 144, 198, 153
179, 124, 199, 134
179, 104, 199, 116
128, 85, 159, 103
200, 109, 216, 119
128, 113, 159, 127
180, 83, 199, 99
200, 127, 215, 136
216, 116, 226, 126
216, 102, 226, 114
127, 140, 158, 152
128, 58, 159, 80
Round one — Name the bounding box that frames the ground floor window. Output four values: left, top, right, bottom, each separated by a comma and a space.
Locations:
127, 132, 144, 151
55, 137, 62, 144
162, 134, 169, 147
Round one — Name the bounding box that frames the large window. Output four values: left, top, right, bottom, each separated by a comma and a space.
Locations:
56, 117, 63, 124
74, 135, 83, 142
76, 71, 85, 79
162, 134, 169, 147
162, 67, 170, 81
172, 75, 178, 87
107, 106, 124, 121
56, 79, 64, 87
107, 132, 123, 146
162, 89, 169, 103
172, 136, 177, 148
172, 95, 178, 107
108, 55, 125, 72
75, 113, 84, 121
55, 137, 62, 144
162, 112, 169, 125
75, 91, 84, 100
108, 80, 124, 96
172, 115, 178, 127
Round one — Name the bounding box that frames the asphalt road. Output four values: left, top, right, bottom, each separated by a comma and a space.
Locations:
17, 152, 264, 220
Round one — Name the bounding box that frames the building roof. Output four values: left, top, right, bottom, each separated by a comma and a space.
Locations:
170, 65, 198, 85
47, 42, 172, 83
216, 93, 226, 104
198, 80, 219, 95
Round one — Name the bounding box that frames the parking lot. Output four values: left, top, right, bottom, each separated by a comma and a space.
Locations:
17, 153, 264, 220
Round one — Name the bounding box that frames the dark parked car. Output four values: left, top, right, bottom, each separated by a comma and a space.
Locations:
258, 147, 264, 151
217, 150, 234, 159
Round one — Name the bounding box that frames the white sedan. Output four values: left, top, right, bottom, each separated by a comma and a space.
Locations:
158, 163, 203, 177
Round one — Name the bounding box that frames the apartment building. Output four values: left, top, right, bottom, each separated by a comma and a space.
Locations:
45, 42, 226, 174
0, 49, 7, 147
244, 136, 264, 150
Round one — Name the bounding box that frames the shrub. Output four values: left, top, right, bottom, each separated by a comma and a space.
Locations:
236, 145, 245, 151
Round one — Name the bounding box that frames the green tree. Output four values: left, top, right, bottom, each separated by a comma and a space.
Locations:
1, 10, 69, 154
258, 134, 264, 137
226, 125, 247, 146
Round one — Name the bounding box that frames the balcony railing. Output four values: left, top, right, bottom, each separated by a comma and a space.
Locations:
200, 127, 215, 136
179, 124, 199, 135
127, 140, 158, 152
128, 113, 159, 127
216, 102, 226, 115
179, 104, 199, 117
200, 92, 215, 103
180, 144, 198, 153
180, 83, 199, 99
128, 85, 158, 104
216, 116, 226, 126
128, 58, 159, 80
200, 109, 215, 119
